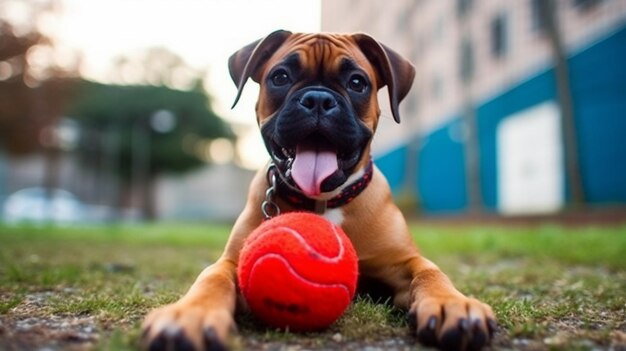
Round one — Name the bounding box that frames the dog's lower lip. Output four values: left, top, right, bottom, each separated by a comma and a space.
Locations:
281, 147, 293, 158
339, 149, 361, 168
269, 139, 293, 161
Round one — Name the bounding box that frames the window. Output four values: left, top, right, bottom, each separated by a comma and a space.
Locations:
530, 0, 547, 33
458, 0, 473, 17
573, 0, 603, 10
459, 38, 474, 83
491, 13, 508, 58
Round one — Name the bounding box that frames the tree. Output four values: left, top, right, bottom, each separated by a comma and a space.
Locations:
539, 0, 585, 206
0, 2, 77, 155
0, 0, 80, 204
66, 79, 233, 219
458, 6, 483, 213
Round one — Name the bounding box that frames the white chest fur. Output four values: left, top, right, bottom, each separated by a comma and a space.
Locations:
322, 208, 344, 226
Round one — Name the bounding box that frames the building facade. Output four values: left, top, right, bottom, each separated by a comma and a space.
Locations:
322, 0, 626, 214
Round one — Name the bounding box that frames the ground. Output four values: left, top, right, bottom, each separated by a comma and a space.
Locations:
0, 219, 625, 350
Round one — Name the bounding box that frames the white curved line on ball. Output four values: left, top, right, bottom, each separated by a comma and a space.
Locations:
247, 253, 351, 295
251, 223, 346, 263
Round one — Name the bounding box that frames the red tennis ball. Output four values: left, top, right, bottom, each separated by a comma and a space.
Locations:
237, 212, 358, 331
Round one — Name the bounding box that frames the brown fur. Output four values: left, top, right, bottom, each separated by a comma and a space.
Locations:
142, 31, 495, 351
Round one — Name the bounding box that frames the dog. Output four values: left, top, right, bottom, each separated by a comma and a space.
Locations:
142, 30, 496, 351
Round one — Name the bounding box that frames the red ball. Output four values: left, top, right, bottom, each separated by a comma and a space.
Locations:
237, 212, 358, 331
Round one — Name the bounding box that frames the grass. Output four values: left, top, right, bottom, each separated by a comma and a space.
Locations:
1, 222, 625, 350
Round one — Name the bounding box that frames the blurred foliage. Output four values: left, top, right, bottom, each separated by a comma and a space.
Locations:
66, 79, 233, 178
0, 8, 77, 154
0, 0, 232, 179
0, 1, 233, 219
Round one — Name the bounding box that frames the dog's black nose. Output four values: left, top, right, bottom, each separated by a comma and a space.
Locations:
299, 90, 338, 113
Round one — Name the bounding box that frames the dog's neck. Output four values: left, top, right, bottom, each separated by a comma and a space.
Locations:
271, 159, 374, 214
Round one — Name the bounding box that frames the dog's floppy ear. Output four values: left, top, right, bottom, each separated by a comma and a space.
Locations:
352, 33, 415, 123
229, 30, 292, 108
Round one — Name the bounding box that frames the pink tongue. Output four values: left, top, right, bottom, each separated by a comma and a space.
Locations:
291, 144, 338, 196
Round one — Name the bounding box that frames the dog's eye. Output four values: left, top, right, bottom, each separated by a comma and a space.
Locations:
271, 70, 291, 86
348, 74, 368, 93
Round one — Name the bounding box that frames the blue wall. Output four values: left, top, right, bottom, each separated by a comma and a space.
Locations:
376, 25, 626, 213
375, 145, 407, 191
569, 27, 626, 203
376, 118, 468, 212
417, 120, 467, 212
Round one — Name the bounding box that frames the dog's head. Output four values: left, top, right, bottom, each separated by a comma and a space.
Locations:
229, 30, 415, 198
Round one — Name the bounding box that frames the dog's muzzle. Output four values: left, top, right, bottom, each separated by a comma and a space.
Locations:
261, 87, 372, 197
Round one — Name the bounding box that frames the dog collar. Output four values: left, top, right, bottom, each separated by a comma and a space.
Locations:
271, 159, 374, 213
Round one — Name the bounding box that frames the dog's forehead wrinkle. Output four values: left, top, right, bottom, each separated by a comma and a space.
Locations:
279, 52, 301, 70
285, 34, 357, 73
339, 58, 363, 75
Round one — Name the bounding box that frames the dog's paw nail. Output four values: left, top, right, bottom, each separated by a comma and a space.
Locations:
406, 311, 417, 331
147, 330, 167, 351
416, 316, 438, 347
487, 318, 498, 337
440, 323, 464, 351
468, 320, 488, 351
203, 327, 227, 351
458, 318, 470, 333
172, 330, 196, 351
427, 315, 437, 331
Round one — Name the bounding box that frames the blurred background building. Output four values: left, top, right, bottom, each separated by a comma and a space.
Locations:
323, 0, 626, 215
1, 0, 625, 223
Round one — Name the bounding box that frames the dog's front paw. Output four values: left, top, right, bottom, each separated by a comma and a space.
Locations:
407, 295, 496, 351
141, 303, 235, 351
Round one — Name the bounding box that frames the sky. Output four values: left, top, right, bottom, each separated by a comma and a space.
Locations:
53, 0, 322, 169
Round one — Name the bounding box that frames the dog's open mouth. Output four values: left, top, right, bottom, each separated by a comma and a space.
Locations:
291, 139, 338, 196
269, 134, 362, 197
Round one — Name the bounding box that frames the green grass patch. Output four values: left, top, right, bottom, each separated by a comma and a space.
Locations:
411, 224, 626, 270
1, 222, 625, 350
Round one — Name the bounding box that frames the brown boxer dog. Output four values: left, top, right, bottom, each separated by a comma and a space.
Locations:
142, 30, 496, 351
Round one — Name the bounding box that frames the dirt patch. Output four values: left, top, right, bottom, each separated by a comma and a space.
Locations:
0, 291, 99, 351
239, 335, 415, 351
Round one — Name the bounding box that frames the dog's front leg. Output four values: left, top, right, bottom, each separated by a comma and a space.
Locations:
405, 256, 497, 351
141, 257, 238, 351
142, 173, 266, 351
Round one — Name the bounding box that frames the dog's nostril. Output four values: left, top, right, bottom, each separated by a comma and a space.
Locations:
299, 91, 337, 112
300, 95, 316, 110
322, 97, 337, 110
